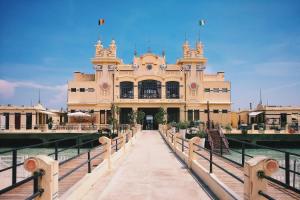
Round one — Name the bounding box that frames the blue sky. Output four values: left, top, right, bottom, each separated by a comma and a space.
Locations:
0, 0, 299, 110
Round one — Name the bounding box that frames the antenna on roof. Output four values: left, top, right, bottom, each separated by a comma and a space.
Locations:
38, 89, 41, 104
134, 44, 137, 56
259, 88, 262, 105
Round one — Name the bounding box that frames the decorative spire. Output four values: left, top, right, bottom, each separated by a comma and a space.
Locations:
162, 50, 165, 57
38, 89, 41, 104
134, 44, 137, 56
259, 88, 262, 105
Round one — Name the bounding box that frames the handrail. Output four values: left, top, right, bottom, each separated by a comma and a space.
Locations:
224, 136, 300, 157
258, 190, 276, 200
193, 143, 244, 183
59, 144, 107, 181
0, 133, 94, 154
0, 135, 101, 193
0, 169, 44, 196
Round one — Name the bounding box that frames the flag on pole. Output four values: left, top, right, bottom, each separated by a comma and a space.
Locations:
199, 19, 205, 26
98, 19, 105, 26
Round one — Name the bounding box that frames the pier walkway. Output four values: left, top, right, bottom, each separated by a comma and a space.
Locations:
65, 130, 214, 200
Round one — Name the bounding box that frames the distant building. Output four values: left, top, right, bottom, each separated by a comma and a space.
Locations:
236, 104, 300, 132
0, 104, 66, 131
67, 38, 231, 129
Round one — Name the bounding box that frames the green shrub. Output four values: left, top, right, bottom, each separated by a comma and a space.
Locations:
178, 121, 188, 129
197, 130, 207, 138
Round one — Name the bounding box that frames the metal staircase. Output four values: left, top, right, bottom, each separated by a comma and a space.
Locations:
207, 127, 230, 154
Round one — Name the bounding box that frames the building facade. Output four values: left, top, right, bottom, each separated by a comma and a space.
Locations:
67, 39, 231, 129
0, 104, 65, 131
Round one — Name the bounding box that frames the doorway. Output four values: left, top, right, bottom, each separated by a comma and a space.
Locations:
138, 108, 159, 130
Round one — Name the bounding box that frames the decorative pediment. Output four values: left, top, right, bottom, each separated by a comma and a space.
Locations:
95, 40, 117, 58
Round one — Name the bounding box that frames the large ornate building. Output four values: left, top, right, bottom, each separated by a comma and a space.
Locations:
67, 38, 231, 129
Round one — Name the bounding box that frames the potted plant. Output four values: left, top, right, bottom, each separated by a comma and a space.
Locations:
169, 121, 177, 132
136, 110, 145, 131
154, 107, 167, 125
178, 121, 188, 137
128, 110, 137, 128
197, 130, 207, 147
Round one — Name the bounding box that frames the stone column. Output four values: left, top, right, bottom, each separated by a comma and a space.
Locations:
21, 113, 26, 130
244, 156, 279, 200
188, 137, 201, 168
134, 83, 138, 100
32, 113, 36, 129
9, 113, 15, 131
24, 155, 58, 200
99, 136, 112, 170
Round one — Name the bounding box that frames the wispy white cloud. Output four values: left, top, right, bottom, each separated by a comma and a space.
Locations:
254, 61, 300, 77
0, 79, 67, 106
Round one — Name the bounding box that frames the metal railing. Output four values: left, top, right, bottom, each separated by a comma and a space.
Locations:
0, 134, 100, 193
0, 169, 44, 199
190, 135, 300, 198
221, 136, 300, 194
176, 137, 189, 152
59, 143, 107, 181
193, 143, 244, 184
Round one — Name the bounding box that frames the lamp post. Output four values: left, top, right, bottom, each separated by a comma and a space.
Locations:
207, 101, 210, 130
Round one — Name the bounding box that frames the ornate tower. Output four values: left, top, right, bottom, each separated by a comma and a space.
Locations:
92, 39, 122, 101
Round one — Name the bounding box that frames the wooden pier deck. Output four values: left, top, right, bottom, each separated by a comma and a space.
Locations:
194, 148, 300, 199
0, 146, 105, 200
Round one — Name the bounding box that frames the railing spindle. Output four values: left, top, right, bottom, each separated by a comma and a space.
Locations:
285, 152, 290, 186
55, 142, 58, 160
33, 171, 39, 194
88, 151, 91, 173
220, 137, 223, 156
209, 148, 213, 173
12, 150, 17, 184
242, 143, 245, 167
77, 137, 80, 155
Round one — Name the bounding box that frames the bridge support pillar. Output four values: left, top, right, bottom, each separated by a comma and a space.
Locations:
24, 155, 58, 200
244, 156, 279, 200
188, 137, 201, 168
99, 136, 112, 170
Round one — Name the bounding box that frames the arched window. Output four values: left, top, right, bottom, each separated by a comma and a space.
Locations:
138, 80, 161, 99
120, 81, 134, 99
166, 81, 179, 99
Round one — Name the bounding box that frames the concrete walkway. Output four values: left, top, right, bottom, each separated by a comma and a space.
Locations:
85, 130, 214, 200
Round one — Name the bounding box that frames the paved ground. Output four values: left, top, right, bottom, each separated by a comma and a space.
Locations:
84, 130, 214, 200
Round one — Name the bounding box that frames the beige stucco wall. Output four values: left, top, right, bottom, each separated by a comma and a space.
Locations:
67, 39, 232, 127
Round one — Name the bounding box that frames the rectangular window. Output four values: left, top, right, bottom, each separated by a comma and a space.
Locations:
213, 88, 219, 93
15, 113, 21, 130
204, 109, 208, 113
213, 110, 219, 113
71, 88, 76, 92
4, 113, 9, 129
222, 88, 228, 92
188, 110, 193, 121
100, 110, 105, 124
204, 88, 210, 92
70, 110, 75, 113
26, 113, 32, 129
80, 88, 85, 92
106, 110, 112, 124
194, 110, 200, 121
87, 88, 95, 92
222, 110, 228, 113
